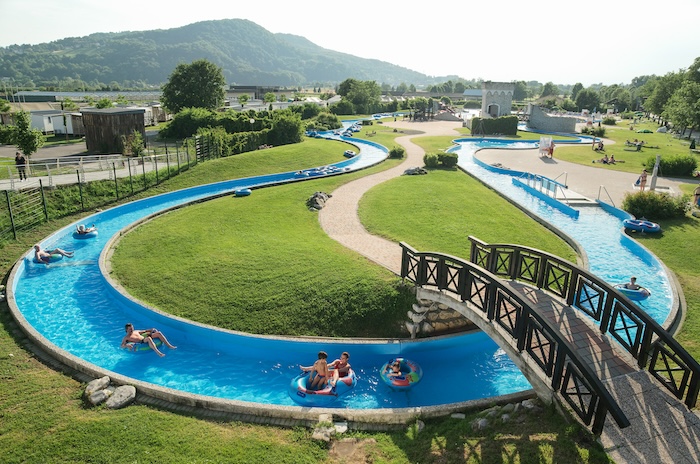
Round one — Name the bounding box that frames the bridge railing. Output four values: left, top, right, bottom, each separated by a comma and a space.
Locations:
468, 236, 700, 411
399, 242, 629, 435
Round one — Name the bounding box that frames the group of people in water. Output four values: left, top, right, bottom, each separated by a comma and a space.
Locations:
301, 351, 352, 389
33, 224, 98, 264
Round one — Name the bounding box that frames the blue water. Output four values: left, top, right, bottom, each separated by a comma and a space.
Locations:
452, 138, 672, 323
11, 137, 531, 408
10, 130, 672, 409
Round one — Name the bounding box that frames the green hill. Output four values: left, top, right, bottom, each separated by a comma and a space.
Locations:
0, 19, 432, 88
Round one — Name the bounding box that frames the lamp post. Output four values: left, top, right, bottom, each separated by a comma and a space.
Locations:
249, 118, 255, 131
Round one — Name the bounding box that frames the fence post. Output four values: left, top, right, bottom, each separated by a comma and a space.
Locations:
77, 170, 84, 211
5, 190, 17, 240
141, 154, 147, 189
176, 141, 181, 172
154, 156, 159, 184
39, 179, 48, 221
127, 158, 134, 195
113, 163, 119, 200
165, 146, 171, 180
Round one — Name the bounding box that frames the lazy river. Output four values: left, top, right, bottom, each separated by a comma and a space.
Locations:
8, 127, 672, 410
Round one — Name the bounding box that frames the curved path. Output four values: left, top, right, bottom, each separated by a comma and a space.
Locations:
320, 120, 463, 272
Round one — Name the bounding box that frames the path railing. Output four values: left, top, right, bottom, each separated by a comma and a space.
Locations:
399, 242, 630, 435
468, 236, 700, 410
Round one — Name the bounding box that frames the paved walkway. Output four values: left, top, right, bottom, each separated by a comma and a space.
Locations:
318, 120, 700, 464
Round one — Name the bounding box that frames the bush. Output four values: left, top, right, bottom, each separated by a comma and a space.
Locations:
602, 117, 616, 125
437, 152, 458, 168
643, 154, 698, 177
463, 100, 481, 109
423, 153, 439, 168
580, 126, 606, 137
389, 146, 405, 159
622, 191, 689, 219
0, 124, 13, 144
620, 111, 635, 120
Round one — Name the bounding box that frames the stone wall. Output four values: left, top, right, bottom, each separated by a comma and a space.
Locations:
405, 298, 477, 338
526, 105, 576, 133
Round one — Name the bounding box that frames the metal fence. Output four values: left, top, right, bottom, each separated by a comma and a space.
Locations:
0, 135, 215, 244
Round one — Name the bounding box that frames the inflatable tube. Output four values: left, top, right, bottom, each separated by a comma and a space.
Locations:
623, 219, 661, 233
73, 230, 98, 239
614, 284, 651, 301
289, 369, 357, 406
344, 150, 356, 158
233, 188, 252, 197
124, 332, 163, 353
33, 253, 64, 264
380, 358, 423, 390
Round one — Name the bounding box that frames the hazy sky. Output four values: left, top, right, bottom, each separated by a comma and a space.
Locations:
1, 0, 698, 86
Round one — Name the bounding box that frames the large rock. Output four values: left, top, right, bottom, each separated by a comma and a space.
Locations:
88, 389, 112, 406
105, 385, 136, 409
85, 376, 110, 396
307, 192, 332, 211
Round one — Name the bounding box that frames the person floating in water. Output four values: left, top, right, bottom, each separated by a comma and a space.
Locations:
75, 224, 98, 235
300, 351, 329, 390
328, 351, 351, 387
34, 244, 73, 265
624, 276, 641, 290
120, 323, 177, 357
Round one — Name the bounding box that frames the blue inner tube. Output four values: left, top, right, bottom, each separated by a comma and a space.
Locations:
623, 219, 661, 233
32, 253, 64, 264
288, 369, 357, 406
614, 284, 651, 301
73, 230, 98, 239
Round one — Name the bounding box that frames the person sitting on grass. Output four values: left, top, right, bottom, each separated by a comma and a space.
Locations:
120, 323, 177, 357
300, 351, 329, 390
34, 244, 73, 265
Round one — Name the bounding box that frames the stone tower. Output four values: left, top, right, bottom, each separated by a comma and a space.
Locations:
481, 81, 515, 118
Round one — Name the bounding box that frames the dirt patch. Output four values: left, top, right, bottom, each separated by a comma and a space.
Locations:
328, 438, 377, 463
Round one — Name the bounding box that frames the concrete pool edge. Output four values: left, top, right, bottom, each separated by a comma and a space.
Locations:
6, 252, 536, 427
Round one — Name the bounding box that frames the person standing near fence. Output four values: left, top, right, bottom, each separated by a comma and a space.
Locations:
15, 152, 27, 181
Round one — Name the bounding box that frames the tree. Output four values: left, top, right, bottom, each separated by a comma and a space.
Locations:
0, 99, 10, 113
61, 98, 78, 111
644, 72, 683, 117
95, 98, 113, 109
336, 78, 359, 97
238, 94, 249, 107
263, 92, 276, 103
161, 59, 225, 113
664, 81, 700, 139
11, 111, 44, 158
513, 81, 529, 101
121, 130, 145, 157
570, 83, 584, 101
541, 82, 559, 98
574, 88, 601, 112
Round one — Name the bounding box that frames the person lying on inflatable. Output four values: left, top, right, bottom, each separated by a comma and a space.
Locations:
75, 224, 98, 235
34, 244, 73, 265
120, 323, 177, 357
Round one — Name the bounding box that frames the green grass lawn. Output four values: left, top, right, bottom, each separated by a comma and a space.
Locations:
3, 124, 685, 462
555, 118, 700, 175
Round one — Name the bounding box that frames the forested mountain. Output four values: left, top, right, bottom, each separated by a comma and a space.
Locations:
0, 19, 432, 89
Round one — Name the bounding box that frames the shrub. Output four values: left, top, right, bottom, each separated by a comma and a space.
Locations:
602, 117, 616, 125
438, 152, 458, 168
580, 126, 606, 137
620, 111, 635, 120
423, 153, 439, 168
463, 100, 481, 109
643, 154, 698, 177
622, 191, 689, 219
389, 146, 405, 159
